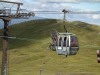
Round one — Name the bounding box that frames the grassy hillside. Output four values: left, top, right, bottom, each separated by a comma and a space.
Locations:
0, 19, 100, 75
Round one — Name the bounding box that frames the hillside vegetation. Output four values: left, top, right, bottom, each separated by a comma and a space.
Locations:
0, 19, 100, 75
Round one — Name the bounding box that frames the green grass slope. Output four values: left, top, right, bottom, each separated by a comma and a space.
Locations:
0, 19, 100, 75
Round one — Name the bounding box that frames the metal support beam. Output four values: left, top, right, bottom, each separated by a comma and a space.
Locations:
0, 1, 23, 5
62, 9, 68, 32
63, 12, 66, 22
1, 19, 9, 75
16, 4, 20, 15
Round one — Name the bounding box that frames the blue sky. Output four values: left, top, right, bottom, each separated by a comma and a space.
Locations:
1, 0, 100, 25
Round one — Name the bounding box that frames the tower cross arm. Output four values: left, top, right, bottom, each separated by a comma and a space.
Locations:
0, 1, 23, 5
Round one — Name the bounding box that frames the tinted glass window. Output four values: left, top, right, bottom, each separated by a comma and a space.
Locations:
59, 37, 62, 46
63, 37, 67, 46
70, 36, 79, 47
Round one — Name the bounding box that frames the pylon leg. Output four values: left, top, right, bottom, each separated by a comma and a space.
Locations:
1, 19, 9, 75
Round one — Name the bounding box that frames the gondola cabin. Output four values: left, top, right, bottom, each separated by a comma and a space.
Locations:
50, 30, 79, 57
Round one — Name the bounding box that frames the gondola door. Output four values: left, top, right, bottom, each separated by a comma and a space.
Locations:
56, 35, 70, 56
56, 36, 63, 54
58, 37, 62, 49
63, 36, 68, 56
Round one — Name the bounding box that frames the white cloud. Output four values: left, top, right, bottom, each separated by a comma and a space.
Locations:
74, 9, 100, 20
43, 0, 100, 3
48, 0, 79, 2
91, 14, 100, 19
82, 0, 100, 2
79, 14, 100, 20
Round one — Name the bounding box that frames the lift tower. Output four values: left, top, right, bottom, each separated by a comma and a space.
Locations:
0, 1, 34, 75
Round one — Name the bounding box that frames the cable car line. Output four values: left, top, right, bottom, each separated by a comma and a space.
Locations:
33, 10, 100, 14
0, 36, 37, 41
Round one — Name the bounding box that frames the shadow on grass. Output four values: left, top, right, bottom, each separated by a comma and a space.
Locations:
0, 19, 58, 50
0, 19, 98, 50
